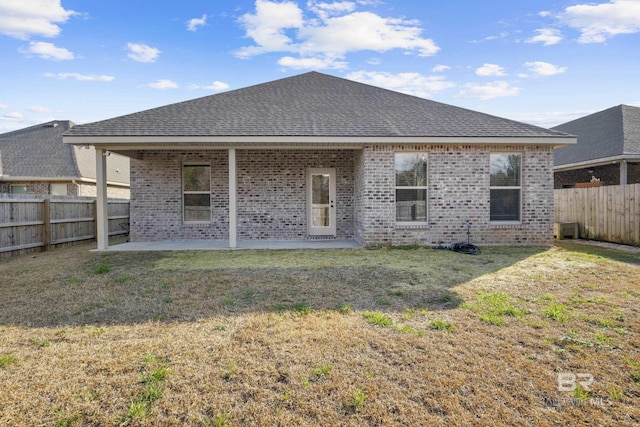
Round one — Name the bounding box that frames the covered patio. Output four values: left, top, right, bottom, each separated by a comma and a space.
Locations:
101, 239, 361, 251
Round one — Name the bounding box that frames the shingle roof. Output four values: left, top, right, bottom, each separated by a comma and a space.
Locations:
0, 120, 129, 184
66, 72, 568, 139
0, 120, 80, 177
553, 105, 640, 166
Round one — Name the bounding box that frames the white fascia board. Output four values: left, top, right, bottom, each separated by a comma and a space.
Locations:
0, 175, 83, 182
64, 135, 576, 148
554, 154, 640, 172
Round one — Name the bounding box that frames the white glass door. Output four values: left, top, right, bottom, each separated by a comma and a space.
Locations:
307, 168, 336, 236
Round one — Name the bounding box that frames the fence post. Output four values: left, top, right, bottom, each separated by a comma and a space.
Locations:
93, 199, 98, 240
43, 198, 51, 251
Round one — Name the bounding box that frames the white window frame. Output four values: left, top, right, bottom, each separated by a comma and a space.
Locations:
50, 183, 68, 196
10, 184, 27, 194
489, 153, 522, 224
395, 152, 429, 226
182, 163, 212, 224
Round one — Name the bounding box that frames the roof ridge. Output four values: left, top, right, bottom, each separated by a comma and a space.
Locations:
0, 120, 73, 138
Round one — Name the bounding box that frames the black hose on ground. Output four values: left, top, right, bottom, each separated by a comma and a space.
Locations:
432, 242, 481, 255
449, 241, 481, 255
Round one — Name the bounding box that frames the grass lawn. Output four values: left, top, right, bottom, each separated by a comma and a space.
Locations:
0, 241, 639, 426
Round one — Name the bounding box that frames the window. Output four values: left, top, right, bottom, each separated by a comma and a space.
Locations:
10, 185, 27, 194
51, 183, 67, 196
490, 153, 521, 222
395, 153, 428, 222
183, 164, 211, 223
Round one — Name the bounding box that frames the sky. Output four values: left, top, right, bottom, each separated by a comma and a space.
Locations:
1, 0, 640, 133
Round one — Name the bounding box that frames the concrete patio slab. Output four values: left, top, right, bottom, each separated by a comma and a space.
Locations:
101, 239, 361, 251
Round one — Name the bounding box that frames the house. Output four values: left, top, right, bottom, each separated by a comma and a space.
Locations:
553, 105, 640, 188
0, 120, 130, 197
63, 72, 575, 249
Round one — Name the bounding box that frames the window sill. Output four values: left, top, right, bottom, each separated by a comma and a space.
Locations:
183, 222, 212, 227
490, 221, 522, 228
395, 222, 429, 229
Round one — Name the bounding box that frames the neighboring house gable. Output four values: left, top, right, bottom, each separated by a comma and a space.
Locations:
64, 72, 575, 249
0, 120, 130, 197
553, 105, 640, 187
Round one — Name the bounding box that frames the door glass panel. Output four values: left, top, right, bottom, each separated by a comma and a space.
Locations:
312, 174, 330, 227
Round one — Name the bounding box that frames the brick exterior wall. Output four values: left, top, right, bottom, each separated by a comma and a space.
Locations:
554, 163, 640, 188
631, 163, 640, 184
130, 145, 554, 245
130, 151, 229, 241
354, 144, 555, 246
236, 150, 354, 240
129, 149, 354, 241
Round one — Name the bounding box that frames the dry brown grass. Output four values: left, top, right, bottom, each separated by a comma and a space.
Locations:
0, 241, 639, 426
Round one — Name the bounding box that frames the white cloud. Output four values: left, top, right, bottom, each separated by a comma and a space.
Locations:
471, 31, 509, 43
456, 81, 520, 100
298, 12, 439, 57
127, 43, 161, 63
476, 63, 506, 77
3, 112, 24, 120
522, 61, 567, 77
507, 110, 594, 127
432, 64, 450, 73
44, 72, 115, 81
28, 105, 51, 113
559, 0, 640, 43
539, 11, 552, 18
278, 55, 347, 69
526, 28, 563, 46
187, 14, 207, 31
308, 1, 356, 19
189, 81, 230, 91
346, 71, 455, 98
236, 0, 304, 57
0, 102, 7, 109
22, 41, 74, 60
236, 0, 439, 67
147, 79, 179, 90
0, 0, 76, 39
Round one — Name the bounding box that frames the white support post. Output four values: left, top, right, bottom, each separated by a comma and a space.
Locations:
228, 148, 237, 248
95, 148, 109, 250
620, 160, 628, 185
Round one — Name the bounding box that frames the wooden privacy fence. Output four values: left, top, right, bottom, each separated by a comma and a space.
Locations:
0, 196, 129, 256
554, 184, 640, 246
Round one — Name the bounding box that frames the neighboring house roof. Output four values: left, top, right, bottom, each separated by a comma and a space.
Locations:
66, 72, 570, 140
553, 104, 640, 167
0, 120, 129, 185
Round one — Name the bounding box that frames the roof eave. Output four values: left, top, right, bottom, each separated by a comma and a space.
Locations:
64, 135, 576, 148
554, 154, 640, 171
